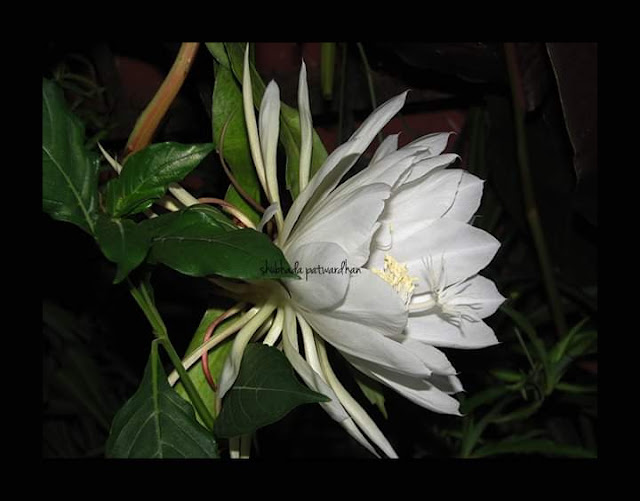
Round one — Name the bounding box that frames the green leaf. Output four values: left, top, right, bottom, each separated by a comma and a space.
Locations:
352, 369, 388, 419
95, 216, 151, 283
174, 307, 236, 426
104, 142, 214, 218
205, 42, 230, 68
555, 382, 598, 394
550, 317, 591, 364
459, 394, 517, 458
223, 42, 328, 200
212, 63, 262, 225
106, 341, 219, 458
470, 437, 596, 458
548, 328, 597, 391
500, 304, 550, 374
490, 369, 525, 384
459, 386, 509, 415
225, 185, 261, 226
144, 204, 298, 280
490, 400, 542, 425
280, 104, 329, 199
42, 79, 100, 234
214, 343, 329, 438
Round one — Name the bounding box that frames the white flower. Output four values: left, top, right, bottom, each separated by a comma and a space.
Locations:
216, 46, 505, 458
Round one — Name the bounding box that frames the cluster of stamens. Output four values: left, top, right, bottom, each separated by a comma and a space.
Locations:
372, 254, 417, 306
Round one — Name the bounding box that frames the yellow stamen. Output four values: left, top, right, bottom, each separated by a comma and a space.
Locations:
372, 254, 417, 305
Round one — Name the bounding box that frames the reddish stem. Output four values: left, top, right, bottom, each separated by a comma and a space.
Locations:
124, 43, 200, 159
200, 307, 241, 392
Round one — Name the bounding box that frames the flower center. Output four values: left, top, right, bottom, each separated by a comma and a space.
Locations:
372, 254, 417, 306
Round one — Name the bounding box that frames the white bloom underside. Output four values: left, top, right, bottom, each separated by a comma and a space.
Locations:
217, 46, 505, 458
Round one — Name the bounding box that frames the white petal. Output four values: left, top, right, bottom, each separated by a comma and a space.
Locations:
378, 219, 500, 293
332, 140, 436, 201
303, 270, 433, 378
428, 373, 464, 394
443, 274, 506, 320
281, 92, 407, 244
385, 169, 484, 226
390, 336, 457, 375
397, 152, 459, 185
286, 182, 390, 267
349, 358, 462, 415
405, 313, 499, 349
404, 131, 453, 157
284, 241, 350, 311
370, 133, 399, 163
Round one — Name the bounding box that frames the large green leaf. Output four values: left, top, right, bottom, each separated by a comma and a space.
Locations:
223, 43, 328, 200
212, 63, 262, 225
104, 142, 214, 218
42, 79, 100, 235
144, 205, 298, 280
214, 343, 329, 438
174, 307, 236, 426
94, 216, 151, 284
106, 342, 219, 458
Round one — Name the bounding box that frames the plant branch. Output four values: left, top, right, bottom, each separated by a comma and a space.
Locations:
128, 277, 215, 431
504, 43, 567, 339
124, 43, 200, 159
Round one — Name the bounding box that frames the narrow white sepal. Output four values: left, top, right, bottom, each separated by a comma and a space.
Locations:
217, 303, 278, 400
257, 202, 281, 233
259, 80, 282, 209
316, 338, 399, 458
98, 143, 122, 174
242, 44, 269, 198
298, 60, 313, 193
280, 91, 408, 245
262, 307, 284, 346
168, 182, 199, 207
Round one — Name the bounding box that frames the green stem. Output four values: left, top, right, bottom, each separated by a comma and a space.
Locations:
320, 43, 336, 100
356, 42, 383, 145
337, 43, 348, 144
128, 278, 215, 431
513, 327, 536, 372
504, 43, 567, 339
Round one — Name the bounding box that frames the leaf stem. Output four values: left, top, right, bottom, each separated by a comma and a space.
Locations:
124, 43, 200, 158
128, 277, 215, 431
504, 43, 567, 339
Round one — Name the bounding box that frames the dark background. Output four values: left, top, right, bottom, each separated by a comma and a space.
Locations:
42, 42, 597, 458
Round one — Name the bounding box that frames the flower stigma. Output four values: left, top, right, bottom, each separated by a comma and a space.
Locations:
410, 255, 483, 326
